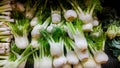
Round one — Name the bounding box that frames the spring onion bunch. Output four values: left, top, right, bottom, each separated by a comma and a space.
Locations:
67, 0, 102, 32
0, 0, 14, 22
0, 42, 37, 68
40, 27, 67, 68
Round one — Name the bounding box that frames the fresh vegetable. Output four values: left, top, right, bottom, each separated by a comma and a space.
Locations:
87, 33, 108, 64
31, 17, 50, 48
58, 0, 77, 22
82, 56, 97, 68
0, 42, 37, 68
51, 10, 61, 24
8, 18, 30, 49
106, 22, 117, 39
64, 40, 79, 65
66, 19, 88, 51
67, 37, 89, 61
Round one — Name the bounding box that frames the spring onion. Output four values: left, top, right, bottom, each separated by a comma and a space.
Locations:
82, 22, 93, 32
53, 54, 67, 68
47, 23, 56, 33
0, 4, 12, 12
67, 37, 89, 61
39, 56, 52, 68
66, 19, 88, 51
0, 27, 10, 31
31, 17, 50, 48
87, 34, 108, 64
94, 51, 108, 64
106, 22, 117, 39
64, 10, 77, 22
40, 27, 65, 57
66, 50, 79, 65
30, 17, 38, 27
58, 1, 77, 22
0, 31, 11, 35
33, 37, 52, 68
90, 24, 103, 38
0, 37, 12, 42
67, 0, 95, 24
51, 10, 61, 24
1, 12, 11, 16
0, 43, 37, 68
64, 38, 79, 65
8, 18, 30, 49
0, 47, 5, 54
82, 55, 97, 68
92, 17, 99, 26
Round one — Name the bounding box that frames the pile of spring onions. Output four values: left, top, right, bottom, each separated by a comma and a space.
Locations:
0, 0, 13, 56
2, 0, 120, 68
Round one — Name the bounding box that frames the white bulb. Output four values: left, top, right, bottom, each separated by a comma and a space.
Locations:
64, 10, 77, 21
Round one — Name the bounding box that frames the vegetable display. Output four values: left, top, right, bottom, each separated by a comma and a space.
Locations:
0, 0, 120, 68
